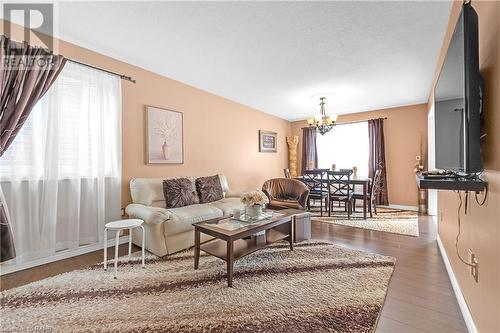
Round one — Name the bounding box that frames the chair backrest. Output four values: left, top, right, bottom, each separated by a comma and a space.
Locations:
301, 169, 327, 192
262, 178, 309, 201
371, 169, 383, 196
339, 169, 354, 190
283, 168, 291, 178
326, 170, 352, 197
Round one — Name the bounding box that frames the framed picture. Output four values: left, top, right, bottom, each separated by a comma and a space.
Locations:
259, 130, 277, 152
146, 106, 184, 164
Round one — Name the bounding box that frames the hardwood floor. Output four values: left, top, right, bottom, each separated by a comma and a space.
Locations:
1, 215, 467, 332
0, 244, 139, 291
312, 214, 467, 333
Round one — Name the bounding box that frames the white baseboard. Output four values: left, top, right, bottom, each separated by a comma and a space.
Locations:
379, 204, 419, 212
0, 236, 129, 276
431, 214, 438, 227
437, 235, 478, 333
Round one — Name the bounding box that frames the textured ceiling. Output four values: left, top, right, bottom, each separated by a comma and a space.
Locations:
55, 1, 453, 120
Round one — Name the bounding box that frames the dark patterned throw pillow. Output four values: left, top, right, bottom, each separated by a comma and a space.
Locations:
163, 178, 197, 208
195, 175, 224, 203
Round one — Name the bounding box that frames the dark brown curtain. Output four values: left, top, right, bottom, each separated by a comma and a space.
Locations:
368, 118, 389, 205
0, 35, 67, 262
301, 127, 318, 173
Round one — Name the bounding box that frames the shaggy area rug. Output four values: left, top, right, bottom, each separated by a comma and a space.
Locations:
1, 241, 395, 333
313, 207, 419, 237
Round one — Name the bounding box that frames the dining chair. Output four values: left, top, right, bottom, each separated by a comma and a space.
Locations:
283, 168, 291, 178
301, 169, 328, 216
326, 170, 354, 219
353, 181, 371, 217
337, 169, 353, 207
353, 169, 382, 217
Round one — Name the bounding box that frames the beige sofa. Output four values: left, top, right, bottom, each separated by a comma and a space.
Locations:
125, 175, 243, 256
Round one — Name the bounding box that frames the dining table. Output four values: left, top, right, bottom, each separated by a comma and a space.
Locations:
295, 175, 371, 219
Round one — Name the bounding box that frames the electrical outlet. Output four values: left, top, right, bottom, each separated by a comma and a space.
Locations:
121, 207, 126, 217
468, 249, 479, 282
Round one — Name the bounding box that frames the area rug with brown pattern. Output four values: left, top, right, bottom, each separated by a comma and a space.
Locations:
313, 207, 419, 237
1, 240, 395, 333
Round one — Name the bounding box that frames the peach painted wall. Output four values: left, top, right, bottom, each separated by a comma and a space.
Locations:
1, 22, 291, 207
429, 1, 500, 332
290, 104, 428, 207
428, 1, 500, 331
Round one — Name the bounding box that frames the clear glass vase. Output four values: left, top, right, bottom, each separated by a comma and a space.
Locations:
246, 205, 262, 218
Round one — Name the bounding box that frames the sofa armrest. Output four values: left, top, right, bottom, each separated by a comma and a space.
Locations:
225, 191, 242, 198
298, 190, 310, 209
262, 189, 274, 202
125, 204, 171, 225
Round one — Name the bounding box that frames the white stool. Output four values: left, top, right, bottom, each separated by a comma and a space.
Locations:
104, 219, 145, 278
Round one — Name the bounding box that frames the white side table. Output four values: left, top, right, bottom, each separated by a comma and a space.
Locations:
104, 219, 145, 278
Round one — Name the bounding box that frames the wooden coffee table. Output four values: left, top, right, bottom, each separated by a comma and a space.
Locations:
193, 209, 302, 287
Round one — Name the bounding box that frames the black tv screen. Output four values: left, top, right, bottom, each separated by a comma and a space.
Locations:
434, 3, 483, 174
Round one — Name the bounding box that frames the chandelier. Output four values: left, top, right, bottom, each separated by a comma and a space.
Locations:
307, 97, 338, 135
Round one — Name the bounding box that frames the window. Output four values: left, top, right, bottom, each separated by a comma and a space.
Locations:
0, 62, 122, 265
316, 121, 369, 178
1, 64, 120, 179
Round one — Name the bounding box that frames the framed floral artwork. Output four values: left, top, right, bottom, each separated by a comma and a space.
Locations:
146, 106, 184, 164
259, 130, 277, 152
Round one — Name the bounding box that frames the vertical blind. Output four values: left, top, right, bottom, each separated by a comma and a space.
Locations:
0, 62, 122, 264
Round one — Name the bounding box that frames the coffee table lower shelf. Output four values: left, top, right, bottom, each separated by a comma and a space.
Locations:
200, 229, 289, 261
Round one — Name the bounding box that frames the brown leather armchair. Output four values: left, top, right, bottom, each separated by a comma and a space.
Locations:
262, 178, 310, 210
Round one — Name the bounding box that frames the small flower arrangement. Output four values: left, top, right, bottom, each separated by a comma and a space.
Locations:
240, 190, 269, 207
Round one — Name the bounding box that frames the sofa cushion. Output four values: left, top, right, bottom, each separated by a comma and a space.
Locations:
163, 178, 197, 208
130, 177, 198, 207
164, 204, 223, 235
125, 204, 170, 225
131, 176, 231, 206
195, 175, 224, 203
208, 197, 244, 215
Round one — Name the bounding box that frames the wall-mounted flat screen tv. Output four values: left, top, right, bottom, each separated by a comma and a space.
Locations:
434, 2, 484, 174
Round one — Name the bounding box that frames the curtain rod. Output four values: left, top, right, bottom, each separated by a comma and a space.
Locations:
336, 117, 387, 125
300, 117, 387, 129
68, 59, 136, 83
5, 36, 136, 83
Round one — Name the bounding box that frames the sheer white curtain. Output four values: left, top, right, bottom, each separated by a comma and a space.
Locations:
0, 62, 121, 265
317, 121, 369, 178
